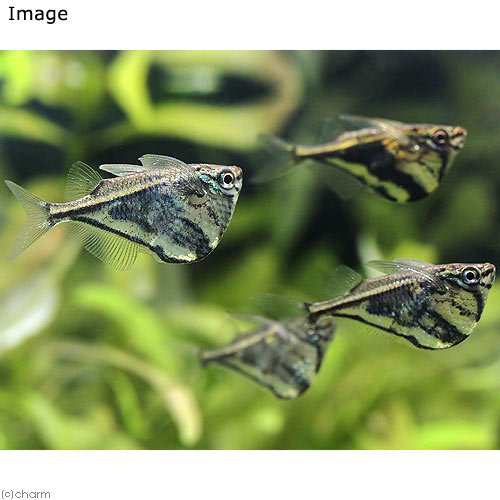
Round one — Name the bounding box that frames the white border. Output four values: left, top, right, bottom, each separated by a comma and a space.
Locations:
1, 1, 499, 497
0, 1, 499, 49
0, 451, 496, 499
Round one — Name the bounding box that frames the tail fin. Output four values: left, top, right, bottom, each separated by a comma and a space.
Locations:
4, 180, 52, 258
252, 135, 299, 184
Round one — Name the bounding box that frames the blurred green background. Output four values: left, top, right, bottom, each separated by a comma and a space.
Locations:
0, 50, 499, 450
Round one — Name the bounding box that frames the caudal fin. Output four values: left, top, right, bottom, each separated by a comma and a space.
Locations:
4, 180, 52, 257
252, 135, 299, 184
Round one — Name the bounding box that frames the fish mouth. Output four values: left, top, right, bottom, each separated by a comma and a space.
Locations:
450, 127, 467, 150
233, 165, 243, 181
475, 262, 496, 289
231, 165, 243, 191
482, 263, 496, 285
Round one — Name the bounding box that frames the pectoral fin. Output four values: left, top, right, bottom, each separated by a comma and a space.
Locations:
70, 221, 139, 271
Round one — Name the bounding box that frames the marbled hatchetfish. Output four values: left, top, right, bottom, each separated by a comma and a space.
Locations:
201, 261, 495, 399
307, 260, 495, 349
5, 154, 243, 269
201, 315, 336, 399
262, 115, 467, 203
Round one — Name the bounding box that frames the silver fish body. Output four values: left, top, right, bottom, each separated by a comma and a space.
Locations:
307, 261, 496, 349
201, 315, 336, 399
262, 116, 467, 203
5, 154, 243, 269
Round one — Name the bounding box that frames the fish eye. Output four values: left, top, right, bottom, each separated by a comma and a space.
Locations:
432, 129, 449, 146
461, 267, 481, 285
218, 170, 235, 190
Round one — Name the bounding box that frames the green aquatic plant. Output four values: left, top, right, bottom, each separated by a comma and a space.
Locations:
1, 50, 500, 450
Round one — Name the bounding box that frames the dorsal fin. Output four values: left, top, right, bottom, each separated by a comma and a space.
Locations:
139, 154, 189, 169
251, 293, 305, 320
339, 114, 402, 130
99, 164, 147, 177
323, 265, 363, 298
318, 116, 347, 143
65, 162, 102, 201
339, 115, 409, 145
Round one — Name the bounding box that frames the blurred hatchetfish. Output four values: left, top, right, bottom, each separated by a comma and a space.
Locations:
260, 115, 467, 203
5, 154, 243, 270
201, 261, 495, 399
201, 315, 336, 399
307, 260, 495, 350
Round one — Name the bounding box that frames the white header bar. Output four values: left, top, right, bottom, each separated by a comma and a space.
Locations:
0, 1, 499, 49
